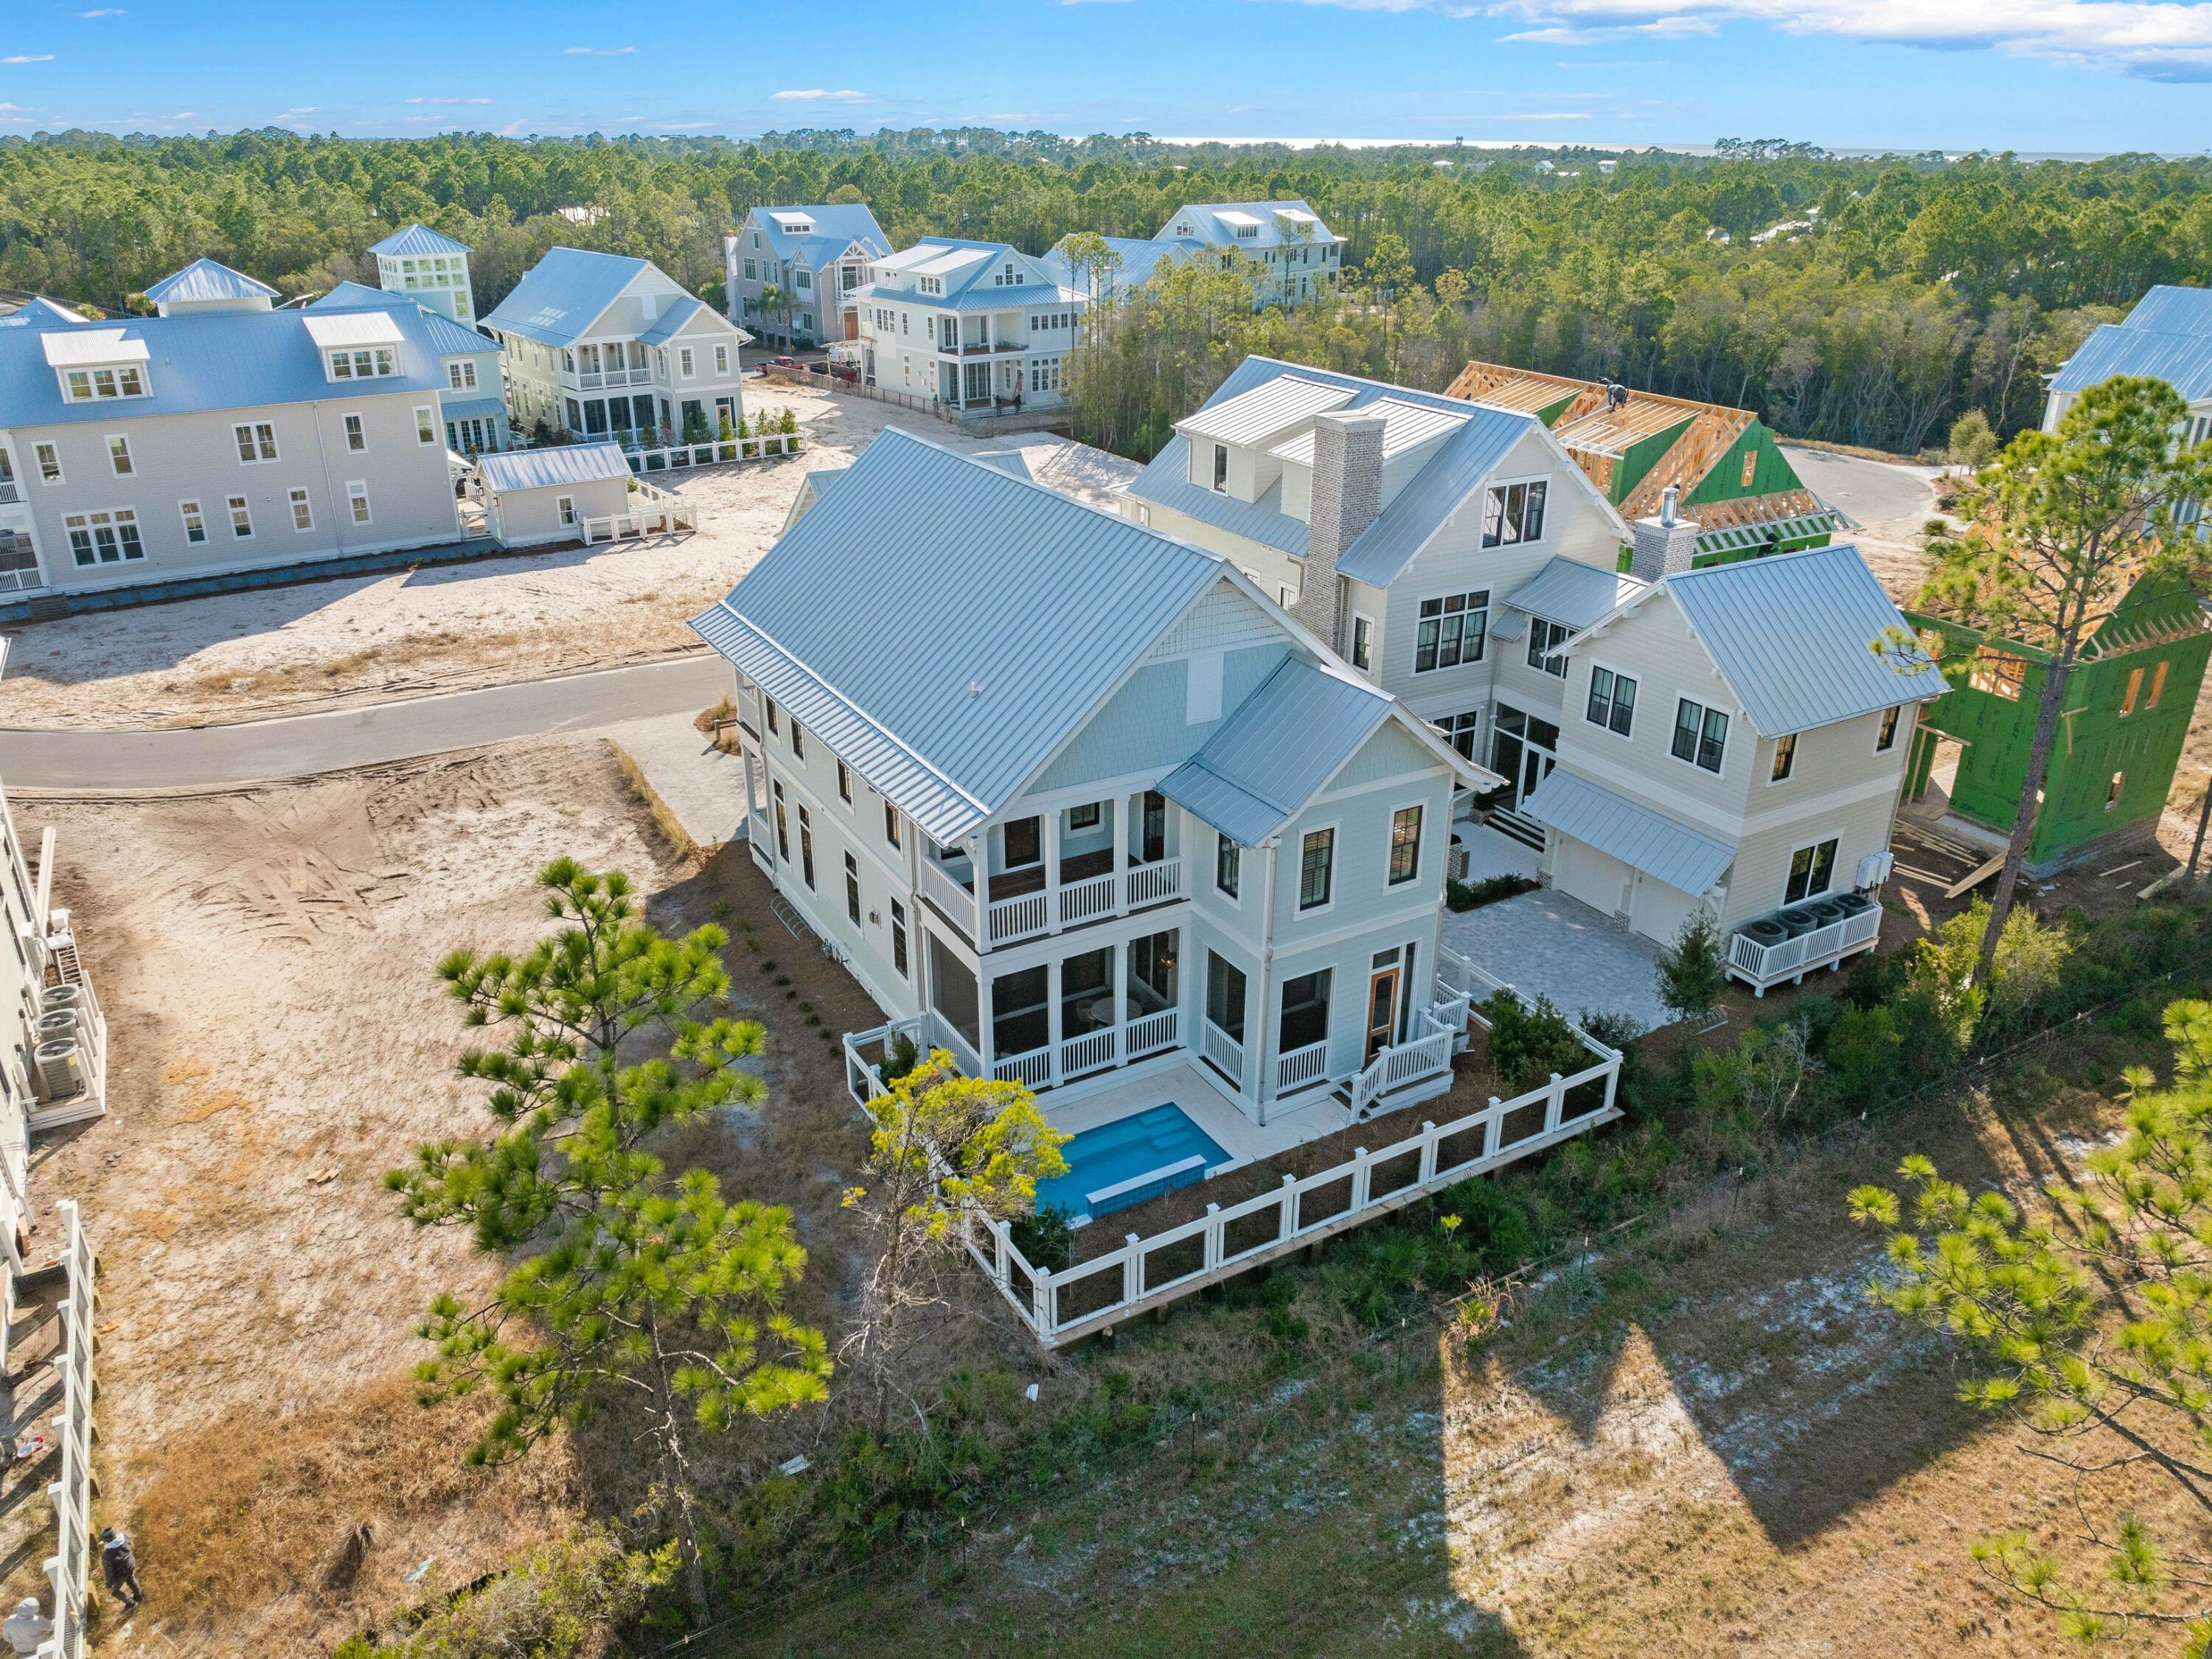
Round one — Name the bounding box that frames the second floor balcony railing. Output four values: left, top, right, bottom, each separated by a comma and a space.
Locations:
573, 366, 653, 391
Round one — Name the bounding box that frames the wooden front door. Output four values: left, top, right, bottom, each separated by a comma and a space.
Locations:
1365, 964, 1401, 1064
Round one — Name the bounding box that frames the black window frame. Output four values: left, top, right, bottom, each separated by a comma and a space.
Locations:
1481, 478, 1549, 549
889, 897, 908, 978
1876, 705, 1901, 752
1388, 805, 1422, 886
1414, 589, 1490, 675
1672, 698, 1728, 774
1586, 666, 1637, 736
1784, 837, 1838, 904
798, 804, 815, 888
844, 851, 861, 925
1298, 827, 1335, 911
1216, 832, 1240, 899
1526, 617, 1570, 678
836, 760, 852, 803
1770, 731, 1798, 783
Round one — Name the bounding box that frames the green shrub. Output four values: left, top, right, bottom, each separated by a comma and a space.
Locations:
1446, 872, 1537, 911
1437, 1174, 1537, 1276
1009, 1203, 1074, 1271
883, 1030, 920, 1082
1481, 991, 1591, 1094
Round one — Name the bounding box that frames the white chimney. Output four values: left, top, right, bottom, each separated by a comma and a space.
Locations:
1628, 484, 1699, 583
1294, 408, 1385, 653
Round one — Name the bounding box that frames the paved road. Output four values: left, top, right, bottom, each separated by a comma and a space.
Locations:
0, 654, 736, 792
1780, 444, 1941, 537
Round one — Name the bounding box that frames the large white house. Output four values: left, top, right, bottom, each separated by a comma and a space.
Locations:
481, 248, 751, 448
1156, 201, 1343, 307
2044, 284, 2212, 451
307, 281, 509, 456
693, 425, 1512, 1137
724, 204, 891, 349
848, 239, 1085, 416
0, 259, 475, 602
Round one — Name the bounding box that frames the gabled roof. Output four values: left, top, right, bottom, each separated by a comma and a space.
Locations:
306, 282, 501, 358
145, 258, 279, 307
637, 295, 709, 345
1159, 658, 1392, 846
0, 296, 90, 330
0, 303, 450, 426
2123, 285, 2212, 338
1179, 375, 1352, 445
689, 428, 1228, 846
477, 443, 630, 493
1039, 235, 1202, 296
1268, 397, 1470, 465
1524, 771, 1734, 896
1161, 201, 1340, 249
852, 237, 1082, 311
370, 223, 473, 259
481, 247, 658, 347
2051, 322, 2212, 401
1573, 541, 1947, 736
742, 204, 890, 268
1130, 355, 1604, 588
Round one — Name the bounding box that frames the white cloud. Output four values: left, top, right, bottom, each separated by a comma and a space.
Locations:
1274, 0, 2212, 77
2, 55, 57, 64
770, 87, 872, 101
406, 96, 494, 105
75, 7, 125, 15
561, 45, 636, 55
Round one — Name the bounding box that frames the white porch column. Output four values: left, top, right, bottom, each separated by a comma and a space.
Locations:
967, 835, 985, 945
1045, 807, 1062, 932
1046, 953, 1063, 1090
1114, 793, 1130, 905
1113, 936, 1129, 1066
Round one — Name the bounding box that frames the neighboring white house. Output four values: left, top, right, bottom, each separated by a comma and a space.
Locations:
1039, 234, 1204, 305
367, 223, 478, 323
693, 425, 1513, 1138
2043, 285, 2212, 451
1528, 532, 1947, 990
0, 259, 472, 602
724, 204, 891, 349
1155, 201, 1343, 307
848, 239, 1085, 415
476, 443, 634, 546
481, 248, 751, 448
1124, 358, 1631, 833
307, 281, 509, 456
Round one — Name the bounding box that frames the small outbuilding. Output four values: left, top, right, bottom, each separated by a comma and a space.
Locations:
476, 443, 637, 547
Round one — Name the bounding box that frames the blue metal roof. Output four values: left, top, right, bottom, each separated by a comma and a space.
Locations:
0, 302, 452, 427
145, 259, 279, 306
1159, 201, 1339, 250
636, 296, 709, 345
1635, 541, 1948, 737
1159, 658, 1392, 846
2123, 285, 2212, 338
481, 247, 654, 347
742, 204, 891, 268
476, 442, 630, 492
307, 282, 499, 358
1040, 236, 1202, 298
1127, 355, 1543, 585
0, 297, 89, 330
439, 394, 507, 424
370, 223, 473, 258
2051, 322, 2212, 401
1504, 555, 1647, 631
1524, 770, 1735, 896
690, 427, 1228, 846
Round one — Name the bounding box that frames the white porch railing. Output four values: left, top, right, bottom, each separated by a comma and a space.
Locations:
1060, 1026, 1117, 1079
993, 1046, 1054, 1088
1346, 992, 1470, 1117
38, 1198, 93, 1659
622, 431, 799, 473
917, 856, 980, 936
1201, 1021, 1245, 1084
1126, 1006, 1178, 1059
987, 888, 1051, 946
1057, 872, 1118, 928
1125, 858, 1183, 909
578, 483, 698, 546
960, 1040, 1621, 1348
1727, 905, 1882, 995
844, 1012, 982, 1105
1276, 1040, 1329, 1094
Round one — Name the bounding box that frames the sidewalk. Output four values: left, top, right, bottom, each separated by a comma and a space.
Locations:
601, 713, 748, 849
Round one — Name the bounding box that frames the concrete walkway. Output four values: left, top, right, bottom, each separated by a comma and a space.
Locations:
1443, 888, 1672, 1033
599, 712, 748, 849
0, 655, 734, 793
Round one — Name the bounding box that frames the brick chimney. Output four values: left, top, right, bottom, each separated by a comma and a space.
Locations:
1294, 408, 1385, 654
1628, 483, 1699, 584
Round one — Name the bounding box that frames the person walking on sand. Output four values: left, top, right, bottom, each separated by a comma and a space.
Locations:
99, 1527, 142, 1610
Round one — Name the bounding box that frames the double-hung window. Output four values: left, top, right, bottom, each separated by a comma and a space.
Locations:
1586, 667, 1636, 735
415, 406, 438, 446
234, 422, 279, 464
1526, 618, 1570, 677
343, 414, 366, 453
884, 802, 901, 850
798, 805, 815, 888
1481, 479, 1548, 548
1215, 833, 1240, 900
63, 509, 142, 566
347, 482, 372, 525
289, 488, 314, 532
890, 899, 909, 978
448, 361, 477, 392
836, 760, 852, 804
1350, 615, 1374, 672
1672, 698, 1728, 773
790, 719, 804, 759
1211, 443, 1228, 493
844, 852, 861, 926
1415, 591, 1488, 673
227, 495, 253, 538
771, 781, 790, 859
179, 500, 206, 544
33, 444, 61, 484
1784, 838, 1837, 904
106, 435, 133, 477
1298, 828, 1334, 911
1388, 806, 1422, 886
1770, 732, 1798, 782
1876, 705, 1901, 752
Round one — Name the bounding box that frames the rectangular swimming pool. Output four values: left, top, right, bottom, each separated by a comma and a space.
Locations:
1037, 1103, 1234, 1227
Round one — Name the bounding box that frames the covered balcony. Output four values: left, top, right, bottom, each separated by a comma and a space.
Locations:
914, 791, 1186, 950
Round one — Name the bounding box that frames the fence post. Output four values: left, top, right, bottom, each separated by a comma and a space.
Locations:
1203, 1203, 1222, 1273
1351, 1147, 1371, 1211
1032, 1261, 1051, 1338
1485, 1096, 1503, 1161
1602, 1053, 1621, 1116
1545, 1072, 1565, 1135
1122, 1233, 1141, 1307
1280, 1172, 1299, 1239
1418, 1121, 1439, 1186
993, 1220, 1010, 1290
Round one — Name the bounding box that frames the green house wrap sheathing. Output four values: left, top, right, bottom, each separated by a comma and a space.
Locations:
1906, 577, 2212, 866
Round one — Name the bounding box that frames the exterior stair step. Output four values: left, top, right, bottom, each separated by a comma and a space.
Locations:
1485, 808, 1545, 852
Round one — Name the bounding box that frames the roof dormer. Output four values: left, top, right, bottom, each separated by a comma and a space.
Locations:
304, 310, 406, 381
42, 328, 152, 402
144, 258, 278, 317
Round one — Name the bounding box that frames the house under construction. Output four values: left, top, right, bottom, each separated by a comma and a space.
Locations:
1444, 363, 1849, 566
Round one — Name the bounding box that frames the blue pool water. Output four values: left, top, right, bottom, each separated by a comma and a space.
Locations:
1037, 1104, 1234, 1225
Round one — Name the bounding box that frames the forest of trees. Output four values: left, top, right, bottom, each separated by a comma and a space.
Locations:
2, 128, 2210, 454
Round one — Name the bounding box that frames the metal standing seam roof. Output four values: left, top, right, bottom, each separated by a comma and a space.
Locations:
1039, 236, 1202, 296
144, 258, 279, 307
743, 204, 891, 268
1178, 375, 1352, 445
41, 329, 147, 367
2050, 322, 2212, 401
302, 310, 406, 349
0, 297, 89, 330
476, 442, 632, 492
2122, 285, 2212, 338
1158, 658, 1394, 846
307, 283, 500, 358
1640, 541, 1949, 736
1129, 436, 1308, 557
1503, 556, 1649, 631
689, 427, 1230, 847
846, 281, 1084, 314
637, 296, 709, 345
1523, 770, 1736, 896
480, 247, 657, 348
0, 305, 451, 426
439, 394, 508, 424
1161, 201, 1340, 250
369, 223, 473, 258
1269, 397, 1472, 465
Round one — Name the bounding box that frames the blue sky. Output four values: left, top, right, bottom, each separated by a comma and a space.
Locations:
2, 0, 2209, 154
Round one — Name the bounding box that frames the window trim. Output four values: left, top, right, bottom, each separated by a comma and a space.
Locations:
226, 494, 253, 540
1414, 589, 1490, 675
1386, 802, 1423, 888
414, 406, 438, 446
1215, 832, 1241, 902
844, 850, 862, 928
1767, 731, 1798, 785
1525, 616, 1571, 678
105, 433, 133, 478
347, 480, 372, 526
1296, 824, 1338, 915
234, 421, 280, 465
288, 487, 315, 533
60, 507, 145, 567
889, 897, 909, 978
1670, 697, 1729, 776
342, 411, 367, 453
1584, 664, 1638, 740
1480, 473, 1550, 550
1782, 835, 1840, 905
836, 759, 853, 804
1349, 612, 1376, 673
884, 802, 902, 851
178, 498, 207, 545
32, 442, 62, 485
1874, 704, 1901, 754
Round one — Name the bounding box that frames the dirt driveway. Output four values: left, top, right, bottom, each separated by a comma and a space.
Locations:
0, 386, 1134, 733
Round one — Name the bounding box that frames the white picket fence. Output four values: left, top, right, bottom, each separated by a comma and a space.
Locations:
619, 431, 800, 473
38, 1199, 94, 1659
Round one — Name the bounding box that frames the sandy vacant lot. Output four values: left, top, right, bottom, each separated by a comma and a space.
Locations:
0, 385, 1136, 732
